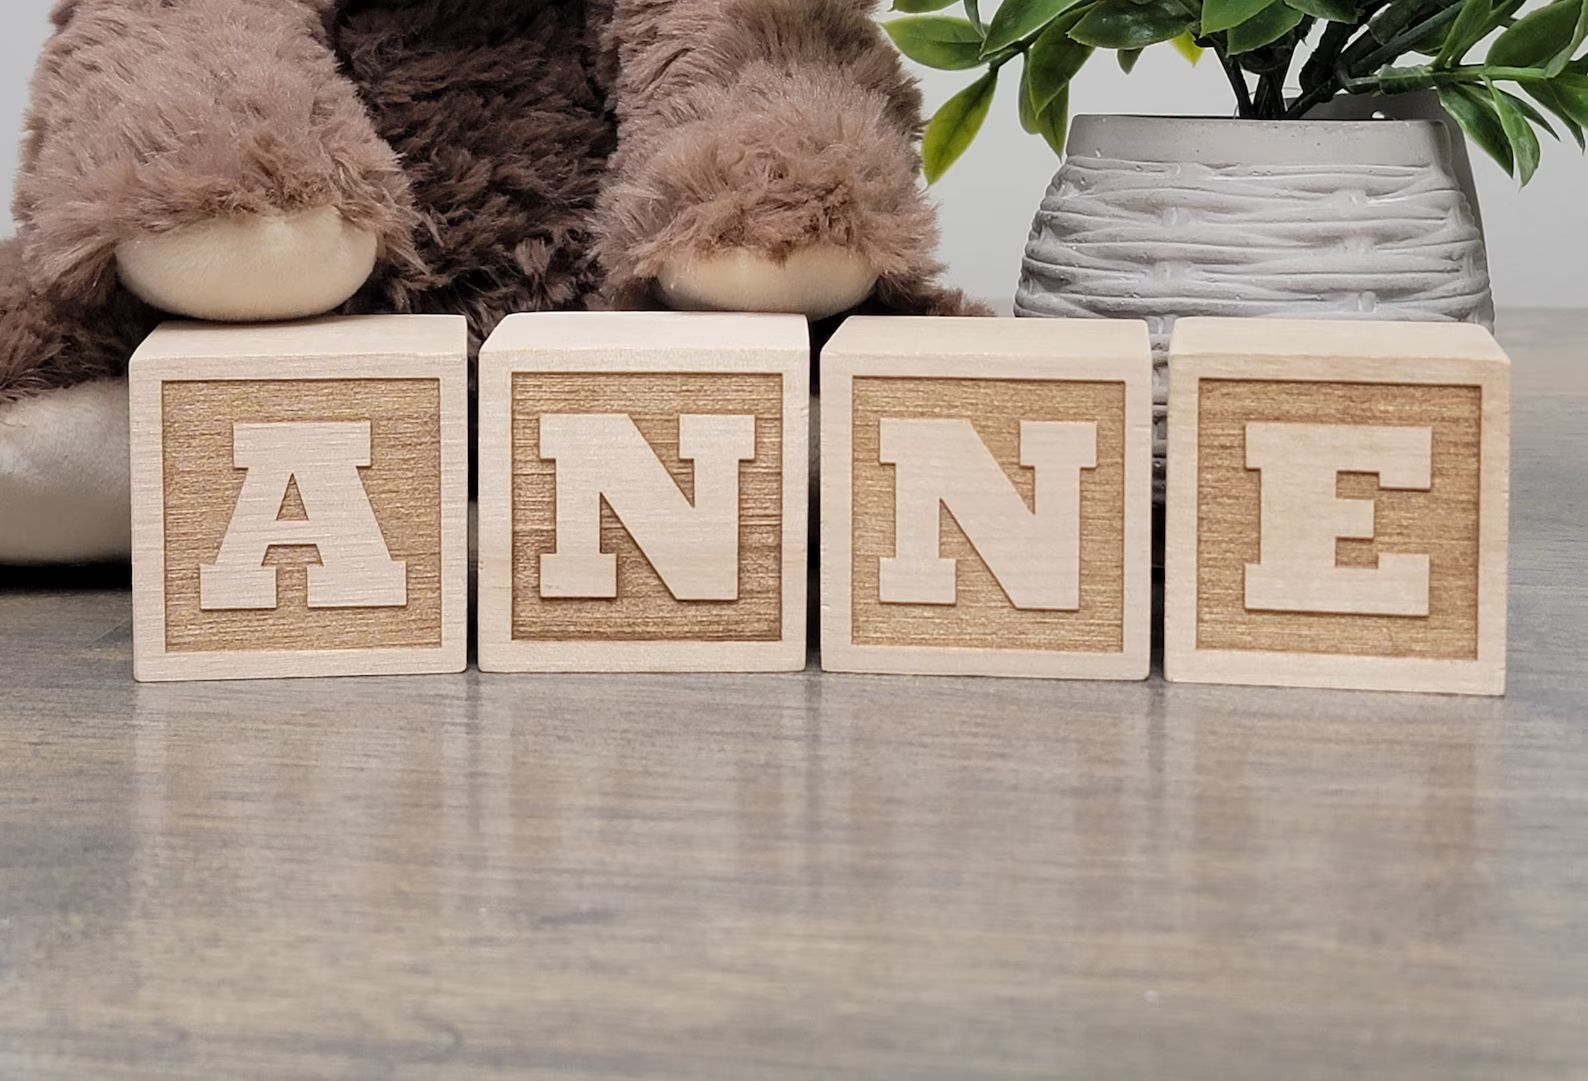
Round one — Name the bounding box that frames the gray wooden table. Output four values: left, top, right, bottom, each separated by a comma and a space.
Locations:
1, 308, 1584, 1080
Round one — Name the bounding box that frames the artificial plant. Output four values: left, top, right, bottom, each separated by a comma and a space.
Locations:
885, 0, 1588, 183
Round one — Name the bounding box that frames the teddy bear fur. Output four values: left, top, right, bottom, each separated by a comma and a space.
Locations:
0, 0, 968, 561
1, 0, 965, 397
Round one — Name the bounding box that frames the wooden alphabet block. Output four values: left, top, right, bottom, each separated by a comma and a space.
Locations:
130, 316, 469, 682
476, 312, 809, 672
821, 317, 1153, 679
1165, 317, 1509, 695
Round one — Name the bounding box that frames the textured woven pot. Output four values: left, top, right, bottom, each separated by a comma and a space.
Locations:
1015, 114, 1494, 496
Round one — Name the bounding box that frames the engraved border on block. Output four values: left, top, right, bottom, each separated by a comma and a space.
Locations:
1164, 323, 1509, 696
821, 335, 1153, 680
476, 313, 810, 673
130, 319, 469, 682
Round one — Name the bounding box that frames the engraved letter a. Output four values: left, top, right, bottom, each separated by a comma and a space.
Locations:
198, 422, 407, 611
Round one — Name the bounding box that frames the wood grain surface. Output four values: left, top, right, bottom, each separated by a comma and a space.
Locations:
475, 312, 809, 673
127, 316, 470, 681
1195, 379, 1481, 657
1164, 318, 1509, 695
160, 378, 446, 652
820, 317, 1152, 680
510, 372, 785, 642
851, 377, 1128, 652
2, 309, 1586, 1080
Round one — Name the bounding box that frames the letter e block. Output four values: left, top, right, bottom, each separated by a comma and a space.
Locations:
477, 313, 809, 672
1165, 317, 1509, 695
130, 316, 469, 681
822, 317, 1152, 679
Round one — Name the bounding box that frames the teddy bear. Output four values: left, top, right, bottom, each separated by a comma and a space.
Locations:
0, 0, 967, 564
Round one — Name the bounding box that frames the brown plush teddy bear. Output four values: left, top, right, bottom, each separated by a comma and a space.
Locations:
0, 0, 967, 563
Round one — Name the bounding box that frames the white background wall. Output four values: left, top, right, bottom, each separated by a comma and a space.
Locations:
1, 1, 1580, 308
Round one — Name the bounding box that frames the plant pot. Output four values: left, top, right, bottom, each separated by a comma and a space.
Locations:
1014, 113, 1494, 497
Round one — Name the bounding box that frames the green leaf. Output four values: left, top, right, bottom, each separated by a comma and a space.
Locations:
1488, 77, 1541, 183
883, 15, 986, 70
1553, 72, 1588, 96
965, 0, 983, 28
1498, 86, 1559, 138
1018, 61, 1041, 133
982, 0, 1092, 54
1520, 79, 1586, 147
1027, 19, 1093, 112
1226, 1, 1306, 52
891, 0, 961, 11
1539, 72, 1588, 123
1555, 0, 1588, 76
1201, 0, 1275, 33
922, 70, 999, 182
1472, 0, 1528, 41
1435, 0, 1493, 68
1171, 31, 1206, 63
1118, 46, 1144, 71
1282, 0, 1358, 22
1035, 85, 1072, 156
1071, 1, 1197, 48
1523, 73, 1588, 136
1439, 82, 1514, 174
1487, 0, 1579, 69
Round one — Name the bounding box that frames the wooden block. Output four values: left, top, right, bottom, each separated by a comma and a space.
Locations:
1165, 317, 1509, 696
130, 316, 469, 682
821, 316, 1153, 679
477, 312, 809, 672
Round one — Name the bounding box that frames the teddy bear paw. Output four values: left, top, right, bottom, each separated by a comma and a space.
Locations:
114, 208, 379, 323
654, 245, 879, 320
600, 70, 940, 318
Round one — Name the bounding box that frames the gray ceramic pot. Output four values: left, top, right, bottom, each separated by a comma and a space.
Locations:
1015, 113, 1494, 496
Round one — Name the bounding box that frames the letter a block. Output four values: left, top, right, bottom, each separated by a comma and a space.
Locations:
130, 316, 469, 681
477, 313, 809, 672
821, 317, 1153, 679
1165, 317, 1509, 695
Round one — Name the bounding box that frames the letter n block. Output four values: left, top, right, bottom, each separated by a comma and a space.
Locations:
1165, 317, 1509, 695
476, 313, 809, 672
821, 317, 1153, 679
130, 316, 469, 681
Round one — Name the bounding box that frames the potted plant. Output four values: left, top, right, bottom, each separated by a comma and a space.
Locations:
888, 0, 1588, 184
884, 0, 1584, 487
